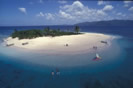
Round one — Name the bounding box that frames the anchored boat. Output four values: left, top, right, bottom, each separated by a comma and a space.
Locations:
93, 53, 101, 61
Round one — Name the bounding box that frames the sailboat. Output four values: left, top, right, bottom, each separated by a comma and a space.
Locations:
93, 53, 101, 61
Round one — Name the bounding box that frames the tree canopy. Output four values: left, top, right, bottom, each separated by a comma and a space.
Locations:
11, 26, 81, 39
74, 26, 80, 33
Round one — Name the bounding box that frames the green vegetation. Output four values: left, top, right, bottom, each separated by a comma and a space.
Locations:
11, 26, 81, 39
74, 26, 80, 33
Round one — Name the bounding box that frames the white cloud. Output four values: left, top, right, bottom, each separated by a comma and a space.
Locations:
103, 5, 114, 11
117, 12, 122, 16
45, 13, 55, 20
18, 8, 27, 14
59, 1, 107, 22
60, 1, 84, 14
124, 1, 132, 4
37, 12, 44, 17
98, 1, 106, 5
116, 12, 125, 17
59, 10, 73, 19
97, 10, 106, 16
124, 1, 132, 7
124, 4, 129, 7
115, 13, 126, 20
36, 12, 54, 20
39, 0, 43, 3
128, 6, 133, 11
58, 0, 67, 4
97, 1, 110, 6
37, 1, 116, 24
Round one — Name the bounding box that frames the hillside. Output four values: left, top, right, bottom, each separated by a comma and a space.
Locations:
75, 20, 133, 26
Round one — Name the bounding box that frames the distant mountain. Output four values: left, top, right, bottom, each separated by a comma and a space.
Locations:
75, 20, 133, 26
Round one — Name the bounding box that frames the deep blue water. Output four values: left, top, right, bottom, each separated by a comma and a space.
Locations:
0, 26, 133, 88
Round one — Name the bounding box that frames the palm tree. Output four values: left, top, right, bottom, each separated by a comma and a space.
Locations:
74, 26, 80, 33
44, 27, 50, 35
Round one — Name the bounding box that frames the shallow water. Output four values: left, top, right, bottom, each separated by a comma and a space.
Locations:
0, 27, 133, 88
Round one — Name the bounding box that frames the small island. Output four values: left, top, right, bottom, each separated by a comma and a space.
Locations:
4, 26, 115, 54
11, 26, 81, 39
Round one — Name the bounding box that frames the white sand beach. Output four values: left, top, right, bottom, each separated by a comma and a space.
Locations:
3, 33, 115, 54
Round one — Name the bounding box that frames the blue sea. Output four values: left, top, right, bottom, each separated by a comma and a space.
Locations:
0, 26, 133, 88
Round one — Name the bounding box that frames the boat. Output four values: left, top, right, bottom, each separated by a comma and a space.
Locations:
6, 43, 14, 47
93, 53, 101, 61
22, 42, 28, 45
101, 41, 108, 44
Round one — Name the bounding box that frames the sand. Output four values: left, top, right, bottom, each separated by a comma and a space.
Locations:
3, 33, 115, 54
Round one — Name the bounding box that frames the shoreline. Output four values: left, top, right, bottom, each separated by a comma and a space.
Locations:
3, 32, 116, 54
0, 32, 124, 68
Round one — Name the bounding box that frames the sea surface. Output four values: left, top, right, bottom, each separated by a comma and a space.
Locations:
0, 26, 133, 88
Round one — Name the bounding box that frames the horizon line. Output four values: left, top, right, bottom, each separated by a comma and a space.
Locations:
0, 19, 133, 27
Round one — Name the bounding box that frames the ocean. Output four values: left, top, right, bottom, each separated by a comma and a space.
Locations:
0, 26, 133, 88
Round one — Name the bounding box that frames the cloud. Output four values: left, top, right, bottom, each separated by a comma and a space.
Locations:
97, 1, 110, 6
59, 10, 73, 19
124, 1, 132, 4
97, 10, 106, 16
37, 12, 44, 17
124, 1, 132, 7
37, 1, 116, 24
128, 6, 133, 11
114, 12, 126, 20
98, 1, 106, 5
58, 1, 107, 22
60, 1, 85, 15
36, 12, 54, 20
39, 0, 43, 3
116, 12, 125, 17
103, 5, 114, 11
44, 13, 55, 20
58, 0, 67, 4
124, 4, 129, 7
117, 12, 122, 16
18, 8, 27, 14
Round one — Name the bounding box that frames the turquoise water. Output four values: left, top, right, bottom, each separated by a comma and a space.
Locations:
0, 27, 133, 88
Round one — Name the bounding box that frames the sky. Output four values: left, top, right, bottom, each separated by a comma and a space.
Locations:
0, 0, 133, 26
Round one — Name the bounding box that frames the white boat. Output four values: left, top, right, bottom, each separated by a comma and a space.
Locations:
96, 53, 100, 58
93, 53, 101, 61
